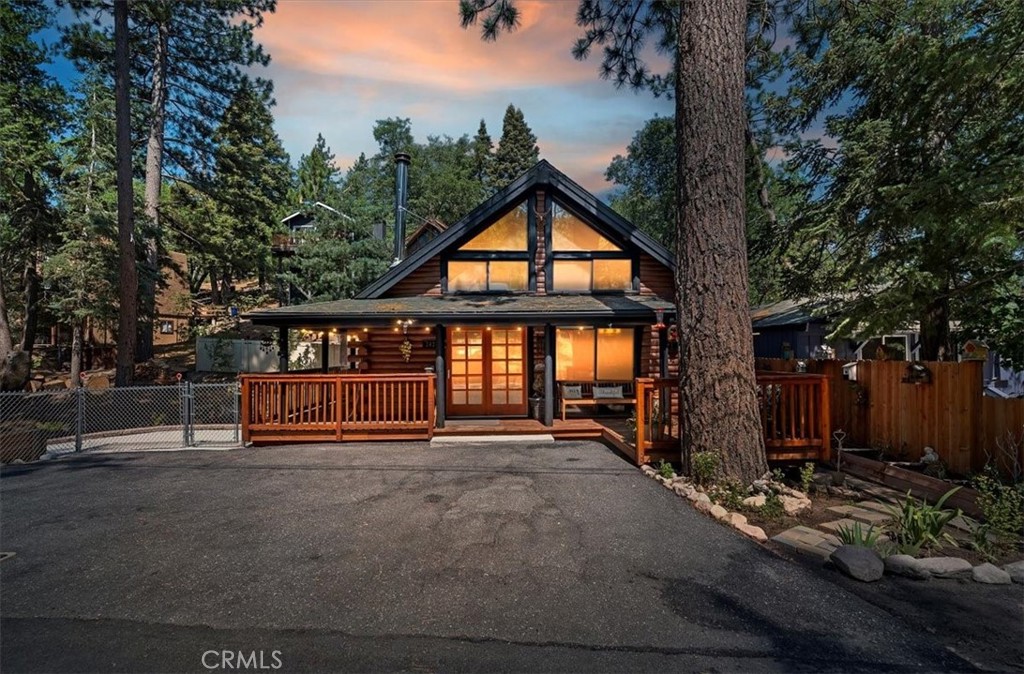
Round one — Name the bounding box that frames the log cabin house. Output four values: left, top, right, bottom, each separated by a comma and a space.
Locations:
243, 155, 829, 464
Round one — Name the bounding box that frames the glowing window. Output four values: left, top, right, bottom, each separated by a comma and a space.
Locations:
460, 202, 528, 251
448, 260, 527, 292
555, 328, 634, 381
552, 259, 632, 292
551, 203, 620, 251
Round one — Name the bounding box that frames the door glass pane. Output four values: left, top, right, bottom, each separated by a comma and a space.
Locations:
467, 360, 482, 375
508, 360, 522, 374
488, 262, 528, 291
509, 377, 522, 390
452, 376, 467, 390
452, 361, 466, 375
453, 346, 466, 360
449, 261, 486, 292
508, 345, 522, 360
509, 390, 523, 404
467, 330, 484, 343
596, 328, 634, 380
492, 360, 507, 374
453, 391, 466, 405
493, 345, 506, 360
551, 202, 621, 251
556, 328, 596, 381
459, 202, 528, 250
552, 260, 592, 292
493, 375, 507, 391
468, 376, 483, 390
593, 259, 632, 291
468, 345, 482, 359
468, 391, 483, 404
493, 391, 507, 404
506, 329, 522, 344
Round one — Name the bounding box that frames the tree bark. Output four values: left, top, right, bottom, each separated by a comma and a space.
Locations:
0, 272, 14, 356
18, 264, 40, 361
114, 0, 138, 387
138, 11, 169, 363
676, 0, 768, 484
918, 296, 951, 361
70, 320, 83, 385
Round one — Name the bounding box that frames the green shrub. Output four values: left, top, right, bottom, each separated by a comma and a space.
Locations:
800, 462, 816, 493
760, 493, 785, 520
972, 466, 1024, 544
655, 459, 675, 480
691, 451, 719, 485
710, 480, 746, 511
836, 521, 882, 548
883, 488, 962, 556
771, 467, 786, 483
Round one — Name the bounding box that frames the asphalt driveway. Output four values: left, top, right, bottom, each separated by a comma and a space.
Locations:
0, 441, 989, 672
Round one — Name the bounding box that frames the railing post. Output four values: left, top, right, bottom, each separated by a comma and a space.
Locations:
635, 378, 647, 465
427, 374, 436, 439
335, 376, 343, 442
820, 375, 832, 464
240, 377, 251, 444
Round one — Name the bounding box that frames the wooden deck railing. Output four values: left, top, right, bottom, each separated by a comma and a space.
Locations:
241, 373, 436, 444
755, 372, 830, 462
635, 378, 681, 465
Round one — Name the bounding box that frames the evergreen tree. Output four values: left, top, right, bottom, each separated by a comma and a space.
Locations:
471, 119, 495, 189
773, 0, 1024, 363
49, 67, 119, 383
493, 104, 539, 188
289, 133, 339, 207
0, 0, 66, 389
210, 77, 291, 291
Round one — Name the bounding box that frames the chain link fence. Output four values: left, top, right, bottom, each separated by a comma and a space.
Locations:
0, 382, 240, 463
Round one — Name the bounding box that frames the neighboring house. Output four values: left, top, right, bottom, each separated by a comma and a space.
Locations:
154, 251, 192, 346
405, 218, 447, 257
247, 158, 678, 426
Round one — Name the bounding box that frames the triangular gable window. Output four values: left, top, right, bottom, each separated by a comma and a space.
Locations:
551, 202, 620, 252
460, 202, 528, 251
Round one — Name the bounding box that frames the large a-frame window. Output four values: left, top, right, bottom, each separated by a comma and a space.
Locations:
446, 202, 531, 293
549, 201, 634, 293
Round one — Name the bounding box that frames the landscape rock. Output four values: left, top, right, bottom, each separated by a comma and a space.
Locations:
779, 494, 811, 516
673, 484, 696, 499
641, 465, 657, 477
693, 498, 714, 514
725, 512, 748, 527
781, 486, 810, 500
915, 557, 973, 579
710, 504, 729, 521
735, 523, 768, 543
884, 554, 931, 580
972, 563, 1012, 585
1003, 561, 1024, 584
751, 479, 771, 494
690, 492, 711, 505
742, 494, 767, 508
830, 545, 885, 582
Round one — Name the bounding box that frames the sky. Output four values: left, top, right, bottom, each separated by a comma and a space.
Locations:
244, 0, 674, 195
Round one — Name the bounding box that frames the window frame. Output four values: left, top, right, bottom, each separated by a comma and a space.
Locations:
554, 326, 639, 382
442, 196, 536, 294
545, 197, 638, 295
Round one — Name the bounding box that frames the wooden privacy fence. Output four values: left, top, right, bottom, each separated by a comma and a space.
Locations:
241, 373, 436, 444
755, 358, 1024, 477
635, 378, 681, 465
755, 373, 831, 462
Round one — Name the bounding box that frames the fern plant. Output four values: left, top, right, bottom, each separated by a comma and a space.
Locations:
883, 488, 962, 556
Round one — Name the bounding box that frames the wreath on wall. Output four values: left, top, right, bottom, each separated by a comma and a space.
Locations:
399, 339, 413, 362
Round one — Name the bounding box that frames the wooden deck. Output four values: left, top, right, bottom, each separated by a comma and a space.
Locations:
435, 417, 643, 462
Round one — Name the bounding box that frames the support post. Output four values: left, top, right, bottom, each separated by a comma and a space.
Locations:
277, 326, 288, 372
543, 324, 554, 427
434, 324, 446, 429
321, 332, 329, 373
75, 384, 83, 452
658, 327, 668, 378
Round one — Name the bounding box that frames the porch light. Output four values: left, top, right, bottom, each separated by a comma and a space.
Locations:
653, 309, 666, 330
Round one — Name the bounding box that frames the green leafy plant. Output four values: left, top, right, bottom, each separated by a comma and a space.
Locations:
883, 488, 962, 556
771, 467, 786, 483
709, 480, 747, 511
691, 451, 719, 485
800, 462, 815, 493
760, 493, 785, 521
972, 465, 1024, 544
655, 459, 675, 480
836, 521, 883, 548
967, 523, 996, 563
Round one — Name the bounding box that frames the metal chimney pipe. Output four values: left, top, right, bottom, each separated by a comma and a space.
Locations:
393, 152, 411, 263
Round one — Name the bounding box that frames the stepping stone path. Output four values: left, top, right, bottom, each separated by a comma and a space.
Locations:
773, 502, 894, 560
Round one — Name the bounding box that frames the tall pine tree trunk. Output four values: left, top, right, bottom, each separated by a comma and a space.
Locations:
114, 0, 137, 387
70, 320, 83, 385
919, 296, 951, 361
139, 12, 169, 363
676, 0, 767, 484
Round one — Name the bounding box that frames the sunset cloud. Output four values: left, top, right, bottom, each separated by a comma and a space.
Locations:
256, 1, 673, 193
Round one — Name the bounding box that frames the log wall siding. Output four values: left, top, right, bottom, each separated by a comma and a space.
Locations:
385, 257, 442, 298
534, 190, 547, 294
355, 327, 437, 374
639, 255, 674, 298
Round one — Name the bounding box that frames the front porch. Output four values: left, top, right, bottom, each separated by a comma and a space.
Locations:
239, 372, 830, 466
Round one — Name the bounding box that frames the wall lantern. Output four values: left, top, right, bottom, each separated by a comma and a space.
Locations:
842, 362, 858, 382
653, 309, 667, 331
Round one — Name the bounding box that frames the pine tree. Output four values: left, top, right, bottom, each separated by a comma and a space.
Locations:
289, 133, 339, 207
493, 104, 539, 189
0, 0, 66, 390
471, 119, 495, 190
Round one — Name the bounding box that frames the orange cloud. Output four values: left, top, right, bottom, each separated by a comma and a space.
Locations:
258, 1, 620, 93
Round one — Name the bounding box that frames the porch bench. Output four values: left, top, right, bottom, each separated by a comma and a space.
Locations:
559, 381, 636, 421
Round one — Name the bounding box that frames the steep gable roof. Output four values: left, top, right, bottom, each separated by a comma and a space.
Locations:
356, 160, 674, 299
